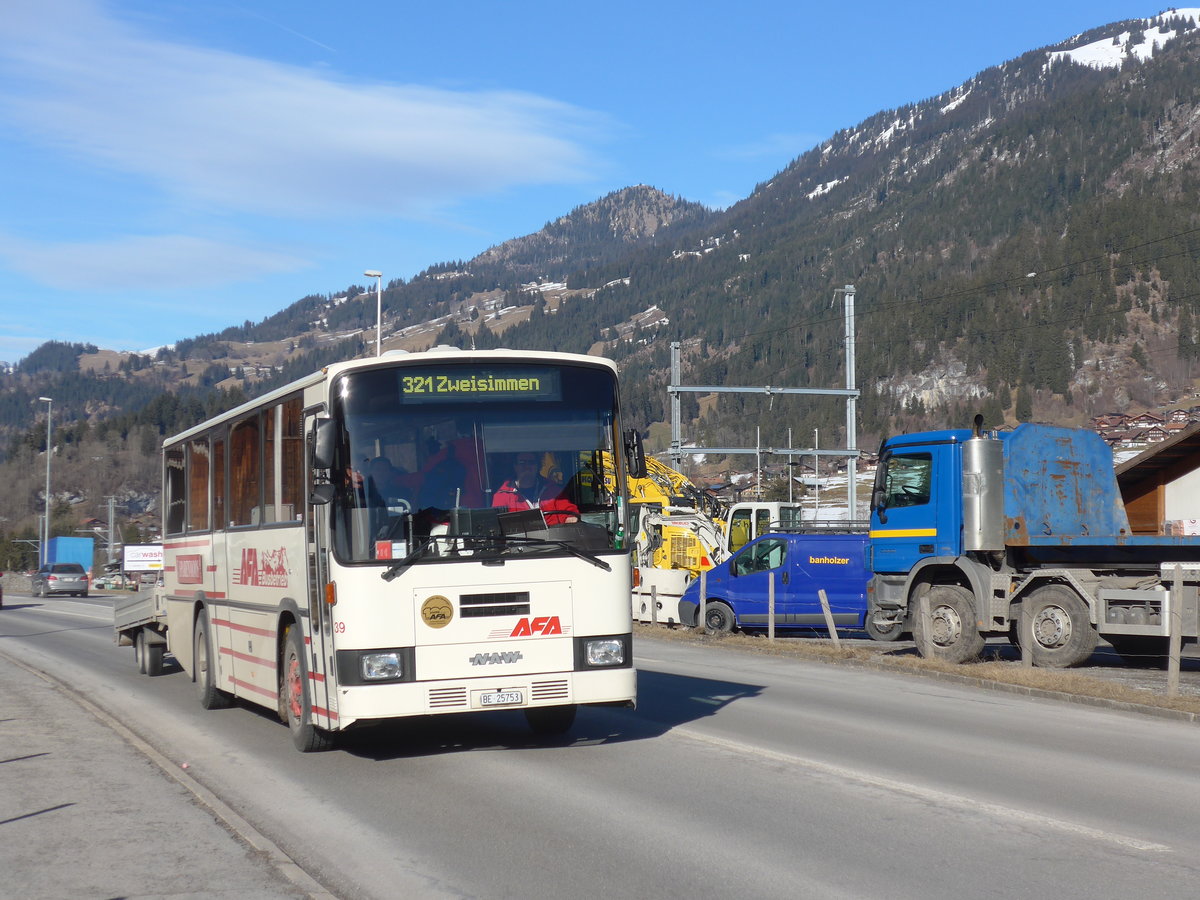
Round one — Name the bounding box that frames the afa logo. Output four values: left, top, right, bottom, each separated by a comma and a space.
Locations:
422, 595, 453, 628
510, 616, 563, 637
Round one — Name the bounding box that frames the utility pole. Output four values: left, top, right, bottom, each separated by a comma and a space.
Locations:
106, 497, 118, 565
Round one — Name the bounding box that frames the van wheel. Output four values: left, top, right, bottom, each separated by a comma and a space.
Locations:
702, 601, 735, 634
864, 611, 905, 642
913, 585, 984, 663
1020, 584, 1097, 668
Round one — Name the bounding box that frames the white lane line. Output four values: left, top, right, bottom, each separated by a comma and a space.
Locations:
673, 726, 1171, 853
14, 605, 112, 622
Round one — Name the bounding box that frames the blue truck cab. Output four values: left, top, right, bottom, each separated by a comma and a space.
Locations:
868, 418, 1200, 666
679, 532, 885, 637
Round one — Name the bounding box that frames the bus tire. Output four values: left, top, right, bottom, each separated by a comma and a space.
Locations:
281, 625, 334, 752
913, 584, 984, 663
1020, 584, 1098, 668
525, 704, 577, 735
194, 610, 232, 709
702, 600, 736, 634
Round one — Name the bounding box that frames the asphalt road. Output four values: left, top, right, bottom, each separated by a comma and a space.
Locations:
3, 591, 1200, 899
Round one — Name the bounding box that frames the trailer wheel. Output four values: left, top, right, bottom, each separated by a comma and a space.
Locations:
135, 629, 147, 675
1020, 584, 1098, 668
144, 639, 164, 677
525, 704, 577, 735
702, 601, 736, 634
913, 584, 984, 663
194, 610, 232, 709
281, 625, 334, 752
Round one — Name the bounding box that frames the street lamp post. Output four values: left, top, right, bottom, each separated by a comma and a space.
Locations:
364, 270, 382, 356
38, 396, 52, 565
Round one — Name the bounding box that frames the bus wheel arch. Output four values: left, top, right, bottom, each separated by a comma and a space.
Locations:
194, 607, 233, 709
280, 622, 334, 752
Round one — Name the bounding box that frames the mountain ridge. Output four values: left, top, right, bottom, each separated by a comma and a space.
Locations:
4, 7, 1200, 552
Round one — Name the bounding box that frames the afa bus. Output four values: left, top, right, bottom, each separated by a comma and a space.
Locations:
158, 346, 645, 751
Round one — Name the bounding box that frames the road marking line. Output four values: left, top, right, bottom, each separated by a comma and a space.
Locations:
674, 726, 1171, 853
20, 606, 112, 622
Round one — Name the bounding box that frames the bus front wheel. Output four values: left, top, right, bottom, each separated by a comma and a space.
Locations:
281, 625, 334, 752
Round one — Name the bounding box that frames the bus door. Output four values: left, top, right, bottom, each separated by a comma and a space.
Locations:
306, 412, 336, 721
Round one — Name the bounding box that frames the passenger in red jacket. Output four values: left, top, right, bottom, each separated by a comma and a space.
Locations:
492, 453, 579, 525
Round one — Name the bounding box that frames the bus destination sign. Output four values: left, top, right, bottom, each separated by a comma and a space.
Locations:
399, 368, 562, 403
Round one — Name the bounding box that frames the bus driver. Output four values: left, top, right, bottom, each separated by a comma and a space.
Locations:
492, 453, 579, 525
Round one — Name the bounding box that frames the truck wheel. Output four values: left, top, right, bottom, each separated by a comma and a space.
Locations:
525, 704, 577, 735
281, 625, 334, 752
864, 611, 905, 642
194, 610, 232, 709
135, 629, 147, 674
702, 601, 736, 634
913, 585, 984, 663
1020, 584, 1098, 668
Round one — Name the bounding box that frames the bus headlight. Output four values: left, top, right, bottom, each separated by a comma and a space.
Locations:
584, 638, 626, 667
361, 651, 402, 681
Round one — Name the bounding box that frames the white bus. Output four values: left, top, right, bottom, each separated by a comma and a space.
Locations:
160, 347, 642, 751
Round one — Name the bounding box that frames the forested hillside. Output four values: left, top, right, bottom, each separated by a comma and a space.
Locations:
4, 10, 1200, 565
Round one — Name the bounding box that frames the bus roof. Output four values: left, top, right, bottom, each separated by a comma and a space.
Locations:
163, 346, 619, 448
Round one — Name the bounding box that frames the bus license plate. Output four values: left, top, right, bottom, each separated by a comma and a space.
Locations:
479, 690, 523, 707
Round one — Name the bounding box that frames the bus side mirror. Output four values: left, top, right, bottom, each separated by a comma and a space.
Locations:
311, 418, 336, 470
310, 483, 335, 506
624, 429, 647, 480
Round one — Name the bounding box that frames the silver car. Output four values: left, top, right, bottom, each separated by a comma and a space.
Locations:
32, 563, 89, 597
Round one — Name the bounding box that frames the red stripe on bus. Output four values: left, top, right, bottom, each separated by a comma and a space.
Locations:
210, 618, 276, 638
229, 677, 277, 700
164, 539, 211, 549
218, 647, 277, 669
312, 705, 338, 720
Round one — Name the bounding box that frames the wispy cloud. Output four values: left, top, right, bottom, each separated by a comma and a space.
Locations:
0, 0, 608, 220
0, 231, 308, 290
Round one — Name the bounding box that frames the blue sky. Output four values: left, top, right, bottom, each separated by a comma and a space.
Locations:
0, 1, 1168, 364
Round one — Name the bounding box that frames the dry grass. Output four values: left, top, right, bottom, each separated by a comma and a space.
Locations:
635, 624, 1200, 719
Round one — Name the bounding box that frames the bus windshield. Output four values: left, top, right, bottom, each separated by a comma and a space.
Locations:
329, 361, 623, 563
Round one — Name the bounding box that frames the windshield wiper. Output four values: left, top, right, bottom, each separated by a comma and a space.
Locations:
379, 532, 507, 580
500, 536, 612, 571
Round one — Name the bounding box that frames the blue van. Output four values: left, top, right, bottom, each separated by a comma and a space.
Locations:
679, 532, 899, 640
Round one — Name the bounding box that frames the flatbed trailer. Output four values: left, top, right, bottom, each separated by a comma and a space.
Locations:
113, 589, 168, 676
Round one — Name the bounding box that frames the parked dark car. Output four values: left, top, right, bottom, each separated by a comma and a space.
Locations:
32, 563, 89, 597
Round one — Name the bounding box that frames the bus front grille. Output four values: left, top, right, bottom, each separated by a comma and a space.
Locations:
428, 687, 468, 708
